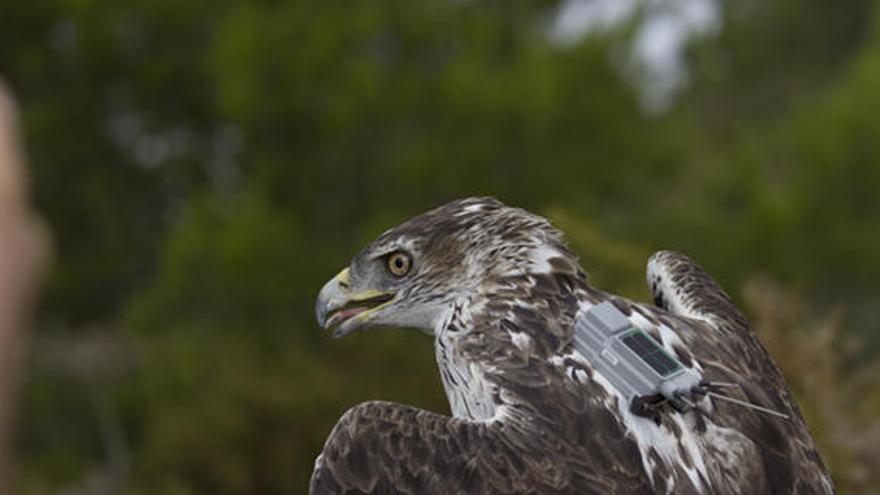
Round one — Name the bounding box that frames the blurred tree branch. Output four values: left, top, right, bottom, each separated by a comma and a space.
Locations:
0, 78, 49, 491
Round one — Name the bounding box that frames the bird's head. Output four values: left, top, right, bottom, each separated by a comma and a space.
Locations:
315, 197, 573, 338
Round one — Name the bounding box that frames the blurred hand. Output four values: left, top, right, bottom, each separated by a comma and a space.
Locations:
0, 78, 50, 491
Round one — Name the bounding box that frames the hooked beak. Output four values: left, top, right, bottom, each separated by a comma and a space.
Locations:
315, 268, 395, 338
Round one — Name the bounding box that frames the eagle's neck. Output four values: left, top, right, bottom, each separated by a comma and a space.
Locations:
434, 298, 499, 421
433, 243, 587, 422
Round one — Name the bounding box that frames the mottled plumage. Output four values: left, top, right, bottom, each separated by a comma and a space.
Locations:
313, 197, 833, 494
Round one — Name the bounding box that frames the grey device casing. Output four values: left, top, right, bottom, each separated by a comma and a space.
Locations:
572, 301, 701, 402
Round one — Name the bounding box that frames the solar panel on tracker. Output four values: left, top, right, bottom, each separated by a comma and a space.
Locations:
620, 329, 681, 377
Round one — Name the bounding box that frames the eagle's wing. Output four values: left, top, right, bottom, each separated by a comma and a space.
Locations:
643, 250, 834, 493
310, 401, 548, 495
647, 250, 749, 329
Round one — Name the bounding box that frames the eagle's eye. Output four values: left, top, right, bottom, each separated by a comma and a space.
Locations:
387, 251, 411, 277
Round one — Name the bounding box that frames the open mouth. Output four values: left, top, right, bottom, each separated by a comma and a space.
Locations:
324, 292, 395, 329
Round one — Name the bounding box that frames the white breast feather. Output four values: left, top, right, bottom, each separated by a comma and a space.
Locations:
435, 302, 497, 422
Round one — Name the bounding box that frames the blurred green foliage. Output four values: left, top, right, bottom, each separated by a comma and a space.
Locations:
2, 0, 879, 493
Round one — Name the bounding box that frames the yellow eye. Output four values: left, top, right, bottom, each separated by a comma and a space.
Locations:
387, 252, 411, 277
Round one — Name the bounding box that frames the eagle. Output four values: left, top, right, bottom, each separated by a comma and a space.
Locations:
312, 197, 833, 494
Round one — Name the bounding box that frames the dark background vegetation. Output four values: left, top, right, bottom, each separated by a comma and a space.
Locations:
2, 0, 879, 493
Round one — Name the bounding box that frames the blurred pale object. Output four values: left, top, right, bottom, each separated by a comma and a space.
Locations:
0, 79, 49, 491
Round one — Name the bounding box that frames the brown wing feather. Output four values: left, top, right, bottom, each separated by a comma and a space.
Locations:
310, 401, 551, 494
311, 399, 660, 494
